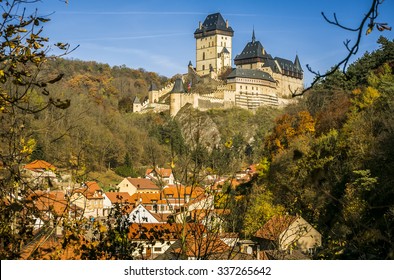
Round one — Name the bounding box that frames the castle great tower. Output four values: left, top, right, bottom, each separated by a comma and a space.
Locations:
194, 13, 234, 76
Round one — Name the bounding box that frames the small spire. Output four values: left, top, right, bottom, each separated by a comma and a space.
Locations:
294, 54, 302, 71
252, 27, 256, 43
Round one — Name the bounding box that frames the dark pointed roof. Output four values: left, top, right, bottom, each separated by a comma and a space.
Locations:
194, 13, 234, 38
234, 31, 269, 63
149, 83, 158, 91
294, 55, 303, 72
227, 68, 275, 83
170, 78, 185, 94
132, 96, 141, 104
275, 57, 303, 73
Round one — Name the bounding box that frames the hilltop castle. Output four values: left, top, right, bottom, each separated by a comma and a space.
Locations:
135, 12, 304, 116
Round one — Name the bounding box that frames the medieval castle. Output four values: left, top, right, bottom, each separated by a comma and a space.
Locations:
133, 13, 304, 116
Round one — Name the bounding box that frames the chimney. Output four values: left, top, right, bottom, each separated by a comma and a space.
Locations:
226, 20, 229, 28
199, 21, 202, 29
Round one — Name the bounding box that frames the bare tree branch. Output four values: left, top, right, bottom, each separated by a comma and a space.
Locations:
292, 0, 390, 97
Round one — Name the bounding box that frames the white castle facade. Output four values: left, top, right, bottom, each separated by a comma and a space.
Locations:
134, 13, 304, 116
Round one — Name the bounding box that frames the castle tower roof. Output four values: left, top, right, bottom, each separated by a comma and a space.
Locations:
132, 96, 141, 104
294, 54, 303, 72
148, 82, 158, 91
170, 78, 185, 94
194, 12, 234, 38
234, 30, 269, 64
274, 56, 303, 78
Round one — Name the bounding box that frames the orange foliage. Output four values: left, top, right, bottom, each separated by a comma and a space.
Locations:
265, 111, 315, 156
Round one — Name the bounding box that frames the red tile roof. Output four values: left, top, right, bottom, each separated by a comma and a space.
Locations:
27, 190, 82, 217
173, 236, 230, 257
126, 177, 160, 191
129, 192, 163, 205
162, 185, 204, 199
73, 181, 103, 199
146, 167, 172, 178
254, 215, 297, 240
24, 160, 56, 171
128, 223, 206, 241
104, 192, 131, 203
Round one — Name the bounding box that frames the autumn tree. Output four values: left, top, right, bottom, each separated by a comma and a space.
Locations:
0, 0, 73, 259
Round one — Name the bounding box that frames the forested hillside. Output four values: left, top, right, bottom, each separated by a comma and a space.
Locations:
27, 58, 282, 186
242, 36, 394, 259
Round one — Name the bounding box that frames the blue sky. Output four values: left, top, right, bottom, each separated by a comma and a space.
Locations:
35, 0, 394, 86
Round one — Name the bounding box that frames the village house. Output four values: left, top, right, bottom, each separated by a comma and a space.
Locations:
116, 177, 160, 196
254, 214, 322, 258
127, 223, 206, 259
128, 185, 205, 214
103, 191, 132, 216
145, 167, 175, 186
23, 160, 58, 186
172, 193, 215, 224
128, 204, 166, 224
70, 181, 105, 218
27, 189, 83, 235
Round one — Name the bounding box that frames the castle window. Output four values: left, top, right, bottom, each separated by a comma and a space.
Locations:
202, 65, 205, 71
202, 52, 205, 60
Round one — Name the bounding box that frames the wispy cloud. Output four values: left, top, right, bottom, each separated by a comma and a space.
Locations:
56, 11, 207, 16
55, 10, 257, 17
70, 32, 189, 42
76, 43, 185, 76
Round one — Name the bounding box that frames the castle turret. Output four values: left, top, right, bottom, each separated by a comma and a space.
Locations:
194, 13, 234, 76
294, 54, 303, 79
169, 78, 186, 117
148, 82, 159, 103
132, 96, 142, 112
